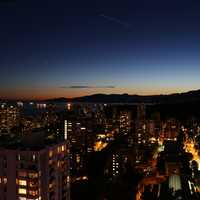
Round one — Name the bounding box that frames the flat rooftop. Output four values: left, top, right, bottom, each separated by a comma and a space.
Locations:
0, 130, 66, 151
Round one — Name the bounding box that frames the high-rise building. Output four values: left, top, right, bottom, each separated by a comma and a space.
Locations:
134, 104, 147, 144
135, 121, 146, 144
0, 133, 70, 200
64, 120, 72, 141
137, 104, 145, 121
112, 154, 120, 176
119, 111, 131, 135
0, 105, 20, 134
106, 150, 129, 178
162, 119, 179, 140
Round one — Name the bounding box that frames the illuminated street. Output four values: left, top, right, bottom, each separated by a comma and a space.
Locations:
184, 139, 200, 170
94, 141, 108, 151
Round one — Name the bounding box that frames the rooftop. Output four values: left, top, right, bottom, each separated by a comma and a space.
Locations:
0, 129, 66, 151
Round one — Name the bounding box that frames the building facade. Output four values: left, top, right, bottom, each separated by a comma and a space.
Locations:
0, 141, 70, 200
0, 105, 20, 134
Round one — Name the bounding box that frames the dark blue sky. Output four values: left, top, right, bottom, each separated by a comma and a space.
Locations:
1, 0, 200, 99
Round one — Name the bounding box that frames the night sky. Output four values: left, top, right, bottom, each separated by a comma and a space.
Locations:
1, 0, 200, 99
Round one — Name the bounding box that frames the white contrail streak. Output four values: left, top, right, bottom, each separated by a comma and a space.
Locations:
99, 14, 131, 28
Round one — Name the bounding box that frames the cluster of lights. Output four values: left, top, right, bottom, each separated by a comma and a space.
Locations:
0, 177, 7, 184
17, 178, 40, 199
36, 103, 46, 109
64, 120, 72, 140
57, 145, 66, 153
94, 141, 108, 151
112, 154, 119, 176
67, 103, 72, 111
75, 176, 88, 181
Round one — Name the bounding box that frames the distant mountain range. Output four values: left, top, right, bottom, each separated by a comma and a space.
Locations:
46, 89, 200, 104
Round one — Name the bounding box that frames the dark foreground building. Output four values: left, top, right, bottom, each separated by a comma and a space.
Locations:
0, 132, 70, 200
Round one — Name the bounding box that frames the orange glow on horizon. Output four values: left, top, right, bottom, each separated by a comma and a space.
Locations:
1, 86, 200, 100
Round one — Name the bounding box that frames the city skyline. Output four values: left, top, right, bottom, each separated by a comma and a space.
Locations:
2, 0, 200, 99
2, 1, 200, 200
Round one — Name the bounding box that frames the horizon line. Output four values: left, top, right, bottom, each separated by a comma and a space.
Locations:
1, 88, 199, 101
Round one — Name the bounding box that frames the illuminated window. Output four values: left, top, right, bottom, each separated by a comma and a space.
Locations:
32, 154, 36, 161
67, 103, 71, 110
19, 197, 26, 200
49, 183, 53, 189
29, 173, 38, 179
29, 190, 38, 196
76, 155, 80, 163
3, 177, 7, 184
49, 150, 53, 158
19, 180, 27, 186
18, 188, 27, 195
61, 145, 65, 152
